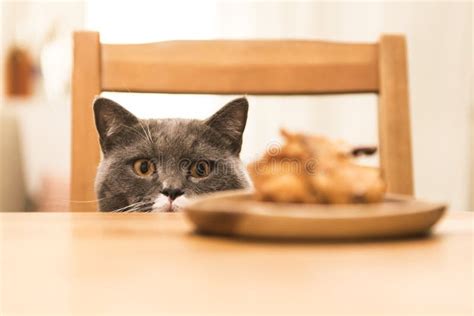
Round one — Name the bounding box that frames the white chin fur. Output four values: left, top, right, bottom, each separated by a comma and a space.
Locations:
152, 194, 190, 212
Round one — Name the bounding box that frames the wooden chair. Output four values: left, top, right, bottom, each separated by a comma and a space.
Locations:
71, 32, 413, 212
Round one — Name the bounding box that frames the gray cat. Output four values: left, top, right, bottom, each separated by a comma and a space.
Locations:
93, 97, 250, 212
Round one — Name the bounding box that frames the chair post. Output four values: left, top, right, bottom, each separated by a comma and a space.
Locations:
378, 35, 414, 195
70, 32, 102, 211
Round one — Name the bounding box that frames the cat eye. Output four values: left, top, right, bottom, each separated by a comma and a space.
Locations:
190, 160, 211, 178
133, 159, 155, 177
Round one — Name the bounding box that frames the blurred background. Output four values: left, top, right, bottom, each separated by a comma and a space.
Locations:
0, 0, 472, 211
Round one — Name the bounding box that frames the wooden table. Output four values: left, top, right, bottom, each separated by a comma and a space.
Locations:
1, 211, 472, 315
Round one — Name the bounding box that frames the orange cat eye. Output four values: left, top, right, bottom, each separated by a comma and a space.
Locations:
133, 159, 155, 177
190, 160, 211, 178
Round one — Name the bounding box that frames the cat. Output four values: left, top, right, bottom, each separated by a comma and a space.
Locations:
93, 97, 251, 212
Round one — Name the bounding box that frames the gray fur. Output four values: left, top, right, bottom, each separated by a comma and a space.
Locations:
93, 97, 250, 212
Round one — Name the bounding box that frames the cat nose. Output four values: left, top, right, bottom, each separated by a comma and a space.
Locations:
161, 188, 184, 201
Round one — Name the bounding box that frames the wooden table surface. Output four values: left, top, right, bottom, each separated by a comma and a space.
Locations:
1, 211, 472, 315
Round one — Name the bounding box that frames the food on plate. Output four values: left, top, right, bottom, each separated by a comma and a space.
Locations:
248, 129, 386, 204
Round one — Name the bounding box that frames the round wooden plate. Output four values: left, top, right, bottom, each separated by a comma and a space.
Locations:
184, 190, 447, 240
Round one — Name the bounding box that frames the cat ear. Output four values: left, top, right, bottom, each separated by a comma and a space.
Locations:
93, 97, 139, 150
205, 97, 248, 153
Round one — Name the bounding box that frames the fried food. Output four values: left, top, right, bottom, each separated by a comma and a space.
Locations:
248, 130, 386, 204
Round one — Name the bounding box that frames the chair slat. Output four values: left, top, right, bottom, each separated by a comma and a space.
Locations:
101, 40, 379, 94
378, 35, 414, 195
71, 32, 102, 212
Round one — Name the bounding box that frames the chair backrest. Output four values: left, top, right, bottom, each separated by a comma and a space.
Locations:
71, 32, 413, 212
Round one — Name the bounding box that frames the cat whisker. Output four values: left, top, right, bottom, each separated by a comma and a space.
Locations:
137, 120, 154, 146
145, 121, 154, 144
112, 201, 151, 213
119, 124, 151, 143
68, 197, 107, 203
124, 202, 153, 213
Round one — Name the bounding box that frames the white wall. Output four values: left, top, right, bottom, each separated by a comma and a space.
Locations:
221, 1, 473, 211
219, 2, 473, 211
88, 1, 472, 211
1, 1, 84, 210
0, 1, 469, 211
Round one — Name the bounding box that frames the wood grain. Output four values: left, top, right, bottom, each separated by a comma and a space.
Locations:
101, 40, 379, 94
378, 35, 414, 195
70, 32, 101, 212
0, 211, 472, 315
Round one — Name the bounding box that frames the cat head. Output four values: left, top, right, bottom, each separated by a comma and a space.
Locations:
93, 97, 250, 212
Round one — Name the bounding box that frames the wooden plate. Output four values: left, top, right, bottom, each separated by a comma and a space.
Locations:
184, 190, 447, 240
